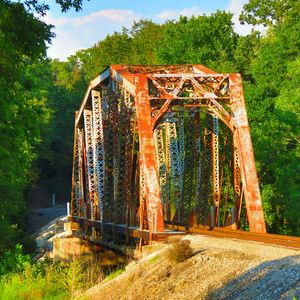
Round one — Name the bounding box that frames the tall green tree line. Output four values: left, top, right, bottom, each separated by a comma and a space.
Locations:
0, 0, 298, 253
240, 0, 300, 234
0, 1, 53, 250
0, 0, 88, 251
52, 1, 299, 235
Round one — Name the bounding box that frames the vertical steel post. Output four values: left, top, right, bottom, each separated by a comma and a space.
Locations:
139, 160, 147, 230
229, 74, 266, 233
194, 112, 202, 224
111, 79, 126, 225
83, 109, 96, 237
92, 90, 105, 223
212, 114, 220, 226
135, 75, 164, 234
71, 124, 78, 217
154, 126, 168, 215
102, 88, 114, 224
164, 123, 171, 221
83, 110, 96, 220
233, 130, 241, 228
167, 120, 181, 222
123, 88, 134, 233
178, 117, 185, 210
71, 125, 84, 217
199, 113, 212, 225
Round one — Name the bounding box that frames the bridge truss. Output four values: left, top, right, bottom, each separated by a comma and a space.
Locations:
70, 65, 266, 243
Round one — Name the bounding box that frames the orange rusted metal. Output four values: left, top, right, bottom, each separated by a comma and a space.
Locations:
229, 74, 266, 233
70, 65, 266, 243
135, 75, 164, 234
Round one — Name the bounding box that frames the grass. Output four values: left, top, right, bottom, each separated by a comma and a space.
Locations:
149, 255, 159, 263
103, 267, 125, 283
0, 256, 125, 300
0, 264, 67, 300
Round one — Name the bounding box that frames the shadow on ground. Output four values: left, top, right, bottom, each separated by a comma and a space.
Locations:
205, 254, 300, 300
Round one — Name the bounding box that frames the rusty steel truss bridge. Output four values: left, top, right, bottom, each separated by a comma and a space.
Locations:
70, 64, 267, 245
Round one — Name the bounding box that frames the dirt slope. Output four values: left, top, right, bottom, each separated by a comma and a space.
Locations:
81, 235, 300, 300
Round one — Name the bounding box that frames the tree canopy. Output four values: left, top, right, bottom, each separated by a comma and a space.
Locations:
0, 0, 299, 253
0, 0, 88, 250
243, 0, 300, 233
239, 0, 298, 26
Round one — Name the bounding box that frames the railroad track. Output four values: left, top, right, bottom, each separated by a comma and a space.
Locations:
70, 217, 300, 250
166, 224, 300, 250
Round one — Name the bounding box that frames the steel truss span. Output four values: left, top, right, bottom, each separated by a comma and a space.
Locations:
70, 64, 266, 243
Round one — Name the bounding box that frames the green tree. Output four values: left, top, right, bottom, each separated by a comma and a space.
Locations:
240, 0, 297, 26
0, 1, 53, 250
155, 12, 238, 72
0, 0, 90, 251
129, 20, 165, 65
243, 0, 300, 234
76, 20, 166, 81
33, 58, 86, 201
77, 29, 133, 80
234, 31, 262, 81
16, 0, 89, 15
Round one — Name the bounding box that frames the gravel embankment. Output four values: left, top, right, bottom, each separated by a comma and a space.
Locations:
81, 235, 300, 300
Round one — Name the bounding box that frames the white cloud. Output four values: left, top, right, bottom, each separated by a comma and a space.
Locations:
179, 7, 205, 18
157, 6, 205, 21
44, 9, 139, 26
43, 9, 140, 60
226, 0, 250, 35
44, 1, 267, 61
156, 2, 263, 36
157, 9, 178, 20
42, 14, 69, 26
226, 0, 265, 35
71, 9, 139, 26
46, 27, 86, 59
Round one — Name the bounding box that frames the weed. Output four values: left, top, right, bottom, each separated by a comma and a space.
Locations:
0, 256, 109, 299
167, 239, 193, 263
60, 259, 85, 299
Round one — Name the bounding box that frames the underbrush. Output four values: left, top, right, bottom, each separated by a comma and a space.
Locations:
167, 239, 193, 263
0, 245, 125, 300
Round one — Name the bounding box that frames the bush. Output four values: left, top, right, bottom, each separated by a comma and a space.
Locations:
0, 257, 105, 299
0, 242, 127, 299
0, 244, 31, 277
0, 260, 67, 300
167, 239, 193, 263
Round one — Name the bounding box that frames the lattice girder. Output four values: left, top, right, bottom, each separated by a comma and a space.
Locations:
91, 90, 105, 221
71, 64, 266, 237
83, 109, 96, 221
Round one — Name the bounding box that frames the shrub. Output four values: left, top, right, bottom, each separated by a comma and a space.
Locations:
0, 244, 31, 277
167, 239, 193, 263
0, 250, 126, 299
0, 257, 107, 299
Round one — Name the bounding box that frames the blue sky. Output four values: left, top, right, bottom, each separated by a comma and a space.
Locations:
43, 0, 252, 61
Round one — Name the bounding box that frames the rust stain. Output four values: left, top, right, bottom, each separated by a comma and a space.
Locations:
70, 65, 267, 241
